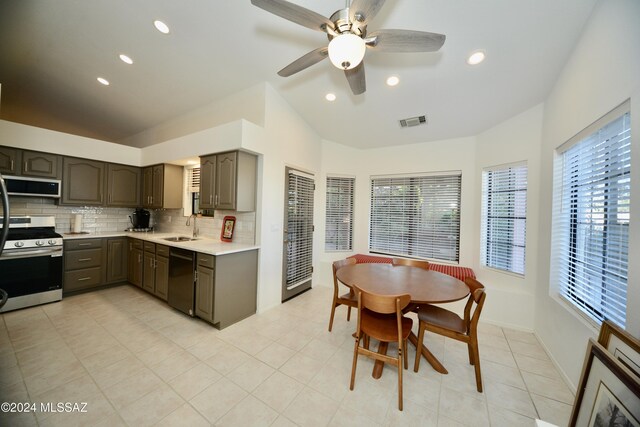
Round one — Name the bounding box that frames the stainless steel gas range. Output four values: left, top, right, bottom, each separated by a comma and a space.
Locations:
0, 216, 63, 312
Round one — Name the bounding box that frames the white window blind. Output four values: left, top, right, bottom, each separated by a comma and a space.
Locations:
285, 169, 315, 290
481, 163, 527, 275
325, 176, 354, 251
369, 173, 461, 262
187, 166, 200, 193
552, 107, 630, 328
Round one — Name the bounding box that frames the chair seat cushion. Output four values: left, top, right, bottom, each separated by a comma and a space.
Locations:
417, 304, 466, 334
361, 309, 413, 342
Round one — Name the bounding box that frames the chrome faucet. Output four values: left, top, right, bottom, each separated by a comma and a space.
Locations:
186, 214, 198, 238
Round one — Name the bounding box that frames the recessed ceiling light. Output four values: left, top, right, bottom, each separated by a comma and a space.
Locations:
386, 76, 400, 87
325, 93, 336, 102
119, 54, 133, 65
154, 20, 170, 34
97, 77, 110, 86
467, 51, 486, 65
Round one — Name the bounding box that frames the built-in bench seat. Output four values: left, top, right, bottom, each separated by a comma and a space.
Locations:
347, 254, 476, 282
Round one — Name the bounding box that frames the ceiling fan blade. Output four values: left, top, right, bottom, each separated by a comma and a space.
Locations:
345, 62, 366, 95
349, 0, 386, 27
251, 0, 334, 33
367, 29, 446, 52
278, 47, 329, 77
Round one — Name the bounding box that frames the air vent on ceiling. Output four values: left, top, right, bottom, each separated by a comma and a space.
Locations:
399, 115, 427, 128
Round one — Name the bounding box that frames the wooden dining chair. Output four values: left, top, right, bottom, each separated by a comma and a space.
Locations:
413, 277, 486, 392
391, 257, 430, 270
392, 257, 429, 313
328, 258, 358, 332
350, 286, 413, 411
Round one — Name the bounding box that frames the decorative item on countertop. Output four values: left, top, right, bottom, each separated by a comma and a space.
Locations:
221, 216, 236, 242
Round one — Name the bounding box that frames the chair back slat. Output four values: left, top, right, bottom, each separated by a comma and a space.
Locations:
333, 258, 356, 286
463, 277, 486, 333
354, 286, 411, 314
392, 258, 430, 270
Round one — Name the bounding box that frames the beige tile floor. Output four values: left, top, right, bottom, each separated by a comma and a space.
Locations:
0, 285, 575, 426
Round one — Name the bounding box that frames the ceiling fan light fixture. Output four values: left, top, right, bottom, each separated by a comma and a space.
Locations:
328, 33, 365, 70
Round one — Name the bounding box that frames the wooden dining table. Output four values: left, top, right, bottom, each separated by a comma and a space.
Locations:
336, 263, 470, 377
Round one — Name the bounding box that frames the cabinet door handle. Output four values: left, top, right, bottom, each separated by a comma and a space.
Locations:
78, 243, 92, 246
78, 277, 92, 281
138, 254, 141, 262
24, 161, 28, 172
77, 258, 92, 262
10, 160, 14, 170
215, 194, 219, 206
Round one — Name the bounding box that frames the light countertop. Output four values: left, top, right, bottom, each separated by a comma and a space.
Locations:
62, 231, 259, 256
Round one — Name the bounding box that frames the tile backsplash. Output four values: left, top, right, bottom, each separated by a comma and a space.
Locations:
7, 197, 256, 244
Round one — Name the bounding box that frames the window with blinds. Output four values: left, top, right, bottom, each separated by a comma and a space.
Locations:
325, 176, 354, 251
481, 163, 527, 275
551, 104, 630, 328
369, 173, 461, 262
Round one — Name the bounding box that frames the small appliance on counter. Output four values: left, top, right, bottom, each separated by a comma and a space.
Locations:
127, 208, 151, 232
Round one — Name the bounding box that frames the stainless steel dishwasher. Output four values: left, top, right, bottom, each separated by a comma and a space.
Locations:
168, 248, 195, 316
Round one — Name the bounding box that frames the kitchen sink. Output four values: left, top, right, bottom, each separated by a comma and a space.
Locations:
163, 236, 198, 242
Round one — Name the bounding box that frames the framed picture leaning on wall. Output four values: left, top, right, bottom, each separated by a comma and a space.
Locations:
569, 338, 640, 427
598, 320, 640, 381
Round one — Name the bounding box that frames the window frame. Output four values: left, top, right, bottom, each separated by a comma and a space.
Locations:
324, 175, 355, 252
368, 171, 462, 263
551, 101, 631, 328
480, 161, 528, 277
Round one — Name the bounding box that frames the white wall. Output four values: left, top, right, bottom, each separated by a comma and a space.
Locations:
536, 0, 640, 388
473, 104, 543, 329
242, 84, 323, 313
0, 119, 140, 165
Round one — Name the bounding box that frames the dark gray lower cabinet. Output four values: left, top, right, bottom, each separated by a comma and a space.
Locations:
154, 245, 169, 301
195, 249, 258, 329
128, 239, 143, 288
105, 237, 128, 283
64, 237, 127, 294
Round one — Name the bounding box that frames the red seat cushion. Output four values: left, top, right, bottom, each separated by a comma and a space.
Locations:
348, 254, 475, 282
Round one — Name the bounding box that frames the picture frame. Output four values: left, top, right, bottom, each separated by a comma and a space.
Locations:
220, 215, 236, 242
569, 338, 640, 427
598, 320, 640, 380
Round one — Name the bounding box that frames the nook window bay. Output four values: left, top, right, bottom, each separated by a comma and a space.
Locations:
369, 173, 461, 262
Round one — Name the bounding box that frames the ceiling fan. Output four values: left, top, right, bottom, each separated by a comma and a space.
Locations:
251, 0, 446, 95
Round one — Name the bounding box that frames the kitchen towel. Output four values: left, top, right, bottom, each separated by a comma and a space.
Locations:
73, 214, 83, 233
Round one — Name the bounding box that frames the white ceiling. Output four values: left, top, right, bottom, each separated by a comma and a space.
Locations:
0, 0, 597, 149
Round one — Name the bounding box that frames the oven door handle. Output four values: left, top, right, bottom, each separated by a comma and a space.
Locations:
0, 247, 63, 259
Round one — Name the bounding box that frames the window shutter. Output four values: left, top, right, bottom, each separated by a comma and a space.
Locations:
552, 108, 630, 328
369, 173, 461, 262
187, 166, 200, 193
325, 176, 354, 251
481, 163, 527, 275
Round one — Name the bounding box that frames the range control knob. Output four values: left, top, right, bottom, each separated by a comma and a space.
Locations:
48, 239, 57, 245
36, 240, 45, 246
14, 241, 24, 248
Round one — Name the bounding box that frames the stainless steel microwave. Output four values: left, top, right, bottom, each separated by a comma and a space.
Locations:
4, 175, 61, 198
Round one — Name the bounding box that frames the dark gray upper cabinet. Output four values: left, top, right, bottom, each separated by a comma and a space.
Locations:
22, 151, 61, 178
61, 157, 106, 205
142, 164, 182, 209
199, 156, 216, 209
199, 150, 256, 212
107, 164, 141, 207
0, 146, 20, 175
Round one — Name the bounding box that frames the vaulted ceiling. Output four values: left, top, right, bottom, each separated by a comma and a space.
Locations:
0, 0, 597, 149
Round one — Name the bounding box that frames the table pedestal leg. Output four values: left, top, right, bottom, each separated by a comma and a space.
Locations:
372, 341, 388, 379
408, 332, 448, 374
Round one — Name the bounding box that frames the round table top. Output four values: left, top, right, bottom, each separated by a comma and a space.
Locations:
336, 263, 469, 304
